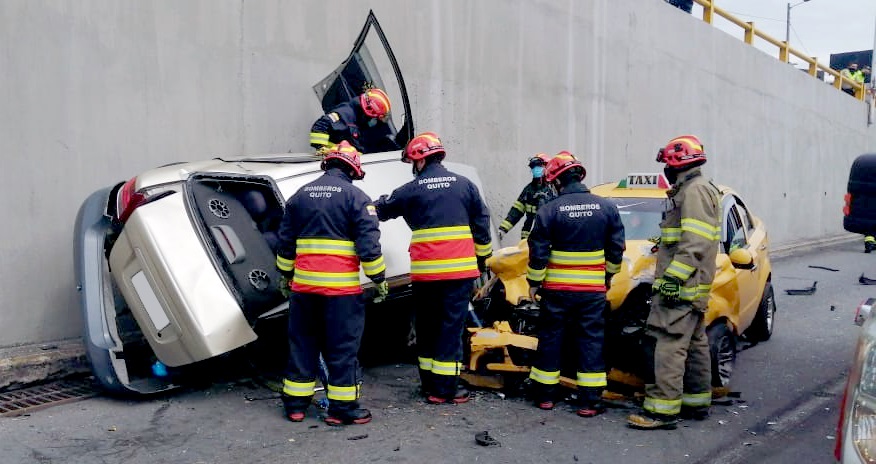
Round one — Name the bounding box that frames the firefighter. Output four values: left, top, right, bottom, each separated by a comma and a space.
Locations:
374, 132, 493, 404
627, 135, 721, 430
309, 87, 399, 154
275, 141, 389, 426
498, 153, 556, 242
525, 151, 625, 417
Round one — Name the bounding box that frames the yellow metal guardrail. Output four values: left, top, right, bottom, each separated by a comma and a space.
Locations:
693, 0, 867, 100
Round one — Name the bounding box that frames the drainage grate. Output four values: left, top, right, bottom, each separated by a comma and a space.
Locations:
0, 379, 98, 417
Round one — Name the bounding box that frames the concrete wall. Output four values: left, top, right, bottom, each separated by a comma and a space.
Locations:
1, 0, 874, 347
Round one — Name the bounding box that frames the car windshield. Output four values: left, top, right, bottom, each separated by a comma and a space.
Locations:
607, 197, 664, 240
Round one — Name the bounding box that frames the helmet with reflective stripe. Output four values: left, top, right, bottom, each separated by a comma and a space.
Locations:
321, 141, 365, 180
657, 135, 707, 168
359, 88, 391, 119
545, 151, 585, 183
403, 131, 445, 162
528, 153, 550, 168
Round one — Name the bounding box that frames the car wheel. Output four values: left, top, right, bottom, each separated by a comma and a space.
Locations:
746, 282, 776, 342
708, 320, 737, 389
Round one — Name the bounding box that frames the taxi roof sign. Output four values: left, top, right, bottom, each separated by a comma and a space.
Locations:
616, 173, 671, 189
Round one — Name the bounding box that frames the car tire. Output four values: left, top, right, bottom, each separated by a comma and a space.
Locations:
708, 320, 737, 389
746, 282, 776, 342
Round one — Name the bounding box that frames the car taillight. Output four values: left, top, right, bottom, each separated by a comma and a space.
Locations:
117, 177, 147, 223
845, 193, 852, 216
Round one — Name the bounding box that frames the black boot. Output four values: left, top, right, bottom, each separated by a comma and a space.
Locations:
866, 240, 876, 254
427, 386, 470, 404
324, 407, 372, 426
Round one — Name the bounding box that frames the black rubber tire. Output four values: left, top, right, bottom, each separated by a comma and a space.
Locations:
708, 321, 737, 389
746, 282, 776, 342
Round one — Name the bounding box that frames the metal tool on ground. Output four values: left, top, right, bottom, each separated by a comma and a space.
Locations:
475, 431, 501, 447
808, 265, 839, 272
860, 273, 876, 285
785, 281, 817, 295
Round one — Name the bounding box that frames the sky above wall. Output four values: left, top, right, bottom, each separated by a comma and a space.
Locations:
695, 0, 876, 68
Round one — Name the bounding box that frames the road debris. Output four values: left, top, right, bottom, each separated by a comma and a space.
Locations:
860, 273, 876, 285
808, 265, 839, 272
718, 420, 727, 425
785, 281, 817, 295
475, 431, 501, 447
347, 434, 368, 441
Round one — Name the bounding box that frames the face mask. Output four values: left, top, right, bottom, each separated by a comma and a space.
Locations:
531, 166, 545, 178
367, 118, 378, 128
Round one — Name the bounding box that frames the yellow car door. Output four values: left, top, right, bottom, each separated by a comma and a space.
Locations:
723, 196, 761, 333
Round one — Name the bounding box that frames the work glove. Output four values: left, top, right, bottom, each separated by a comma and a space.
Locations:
373, 280, 389, 303
656, 276, 682, 302
605, 273, 615, 291
528, 286, 540, 302
278, 275, 293, 299
477, 254, 492, 273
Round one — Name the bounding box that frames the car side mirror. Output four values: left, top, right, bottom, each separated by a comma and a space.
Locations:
729, 248, 755, 270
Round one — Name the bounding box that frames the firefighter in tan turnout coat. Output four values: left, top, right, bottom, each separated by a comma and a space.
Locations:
628, 135, 721, 430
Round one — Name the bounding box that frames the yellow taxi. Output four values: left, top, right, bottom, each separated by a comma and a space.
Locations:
592, 173, 776, 391
464, 173, 776, 394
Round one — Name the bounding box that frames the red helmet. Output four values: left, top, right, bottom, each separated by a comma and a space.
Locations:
528, 153, 550, 167
403, 132, 445, 162
322, 141, 365, 180
359, 88, 391, 119
545, 151, 586, 183
657, 135, 707, 168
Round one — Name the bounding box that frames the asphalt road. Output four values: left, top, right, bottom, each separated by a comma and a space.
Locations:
1, 241, 872, 464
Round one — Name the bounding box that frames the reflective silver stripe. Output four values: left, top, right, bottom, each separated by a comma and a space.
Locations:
296, 238, 356, 256
665, 259, 695, 281
576, 372, 607, 387
681, 218, 720, 241
361, 256, 386, 275
547, 249, 605, 266
283, 379, 316, 397
326, 384, 359, 401
605, 261, 621, 274
431, 360, 461, 376
681, 392, 711, 407
526, 266, 546, 282
411, 226, 472, 242
643, 396, 682, 415
661, 227, 681, 244
529, 367, 560, 385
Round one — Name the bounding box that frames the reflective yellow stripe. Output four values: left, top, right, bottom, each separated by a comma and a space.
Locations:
283, 379, 316, 397
576, 372, 607, 387
526, 266, 546, 282
418, 357, 433, 371
410, 257, 478, 275
511, 201, 525, 213
411, 226, 473, 243
605, 261, 621, 274
361, 256, 386, 275
276, 255, 295, 272
661, 227, 682, 244
665, 259, 696, 281
326, 384, 359, 401
547, 249, 605, 266
292, 269, 360, 287
431, 360, 461, 376
499, 220, 513, 231
309, 132, 330, 146
475, 242, 493, 257
521, 230, 530, 239
867, 235, 876, 244
681, 218, 720, 241
296, 238, 356, 256
643, 396, 682, 415
529, 367, 560, 385
545, 269, 604, 285
524, 204, 538, 213
682, 392, 711, 407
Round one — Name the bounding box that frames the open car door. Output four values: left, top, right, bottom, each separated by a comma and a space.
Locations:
312, 10, 414, 152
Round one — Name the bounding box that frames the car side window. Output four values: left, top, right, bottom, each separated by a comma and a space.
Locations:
721, 196, 745, 254
733, 195, 755, 232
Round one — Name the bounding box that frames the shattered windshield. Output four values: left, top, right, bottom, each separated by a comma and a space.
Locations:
607, 197, 664, 240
